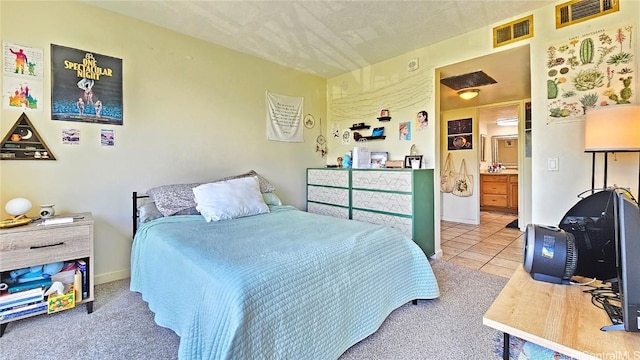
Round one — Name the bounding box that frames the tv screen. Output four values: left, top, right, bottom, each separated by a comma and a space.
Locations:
614, 191, 640, 332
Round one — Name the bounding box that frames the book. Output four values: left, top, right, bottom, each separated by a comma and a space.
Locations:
0, 300, 47, 318
0, 302, 47, 320
0, 294, 44, 311
6, 278, 52, 294
74, 269, 82, 302
76, 260, 88, 299
0, 287, 45, 309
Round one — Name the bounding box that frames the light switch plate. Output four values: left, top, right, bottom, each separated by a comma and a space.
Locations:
548, 157, 559, 171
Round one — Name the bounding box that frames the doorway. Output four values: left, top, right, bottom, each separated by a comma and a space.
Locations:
438, 45, 531, 230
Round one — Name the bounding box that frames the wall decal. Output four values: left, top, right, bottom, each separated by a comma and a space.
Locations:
51, 44, 123, 125
0, 113, 56, 160
329, 68, 432, 123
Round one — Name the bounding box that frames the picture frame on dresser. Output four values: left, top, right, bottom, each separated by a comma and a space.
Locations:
404, 155, 423, 168
370, 152, 388, 168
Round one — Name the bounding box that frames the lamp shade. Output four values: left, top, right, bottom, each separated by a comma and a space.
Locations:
5, 198, 32, 217
585, 105, 640, 152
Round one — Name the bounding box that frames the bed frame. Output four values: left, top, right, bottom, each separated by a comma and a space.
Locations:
132, 191, 149, 237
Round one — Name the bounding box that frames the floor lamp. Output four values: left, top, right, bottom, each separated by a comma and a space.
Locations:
584, 105, 640, 195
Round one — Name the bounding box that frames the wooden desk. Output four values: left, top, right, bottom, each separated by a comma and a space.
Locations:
483, 266, 640, 360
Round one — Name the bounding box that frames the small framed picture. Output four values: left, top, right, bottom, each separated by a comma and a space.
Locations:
370, 151, 388, 168
404, 155, 423, 169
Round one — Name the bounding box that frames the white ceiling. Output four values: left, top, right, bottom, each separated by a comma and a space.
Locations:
85, 0, 549, 112
85, 0, 553, 78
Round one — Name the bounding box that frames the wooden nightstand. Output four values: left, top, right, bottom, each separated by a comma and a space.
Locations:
0, 212, 94, 336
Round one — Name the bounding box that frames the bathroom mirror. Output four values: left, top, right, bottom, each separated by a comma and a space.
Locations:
492, 134, 518, 167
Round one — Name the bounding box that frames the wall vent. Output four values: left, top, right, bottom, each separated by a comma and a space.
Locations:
493, 15, 533, 48
555, 0, 619, 29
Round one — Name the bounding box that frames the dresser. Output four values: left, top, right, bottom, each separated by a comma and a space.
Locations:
480, 174, 518, 213
307, 168, 435, 256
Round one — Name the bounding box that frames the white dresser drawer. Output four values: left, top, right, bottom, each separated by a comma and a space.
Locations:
352, 190, 412, 215
308, 169, 349, 187
307, 185, 350, 207
351, 170, 413, 192
0, 222, 92, 271
308, 203, 349, 219
352, 210, 413, 237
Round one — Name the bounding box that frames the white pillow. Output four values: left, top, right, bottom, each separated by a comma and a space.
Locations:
193, 176, 269, 222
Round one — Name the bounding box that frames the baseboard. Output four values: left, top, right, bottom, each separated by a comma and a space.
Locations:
430, 248, 443, 260
441, 216, 478, 225
95, 269, 130, 285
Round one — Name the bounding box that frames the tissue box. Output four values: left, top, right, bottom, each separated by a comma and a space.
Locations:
47, 285, 75, 314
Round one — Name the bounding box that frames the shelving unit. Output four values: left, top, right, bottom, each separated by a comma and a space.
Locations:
0, 213, 94, 336
1, 113, 56, 160
358, 135, 386, 140
349, 125, 371, 131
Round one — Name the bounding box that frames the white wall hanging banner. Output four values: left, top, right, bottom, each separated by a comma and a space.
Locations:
266, 90, 303, 142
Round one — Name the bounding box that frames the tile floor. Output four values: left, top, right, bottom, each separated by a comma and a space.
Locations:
440, 211, 524, 279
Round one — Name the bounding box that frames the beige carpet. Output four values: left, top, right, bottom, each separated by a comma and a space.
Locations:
1, 260, 508, 360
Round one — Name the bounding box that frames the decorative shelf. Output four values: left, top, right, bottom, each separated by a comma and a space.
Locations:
349, 125, 371, 130
1, 113, 56, 160
377, 116, 391, 121
354, 132, 386, 141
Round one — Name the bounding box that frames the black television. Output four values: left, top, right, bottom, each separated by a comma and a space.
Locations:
559, 189, 617, 281
608, 190, 640, 332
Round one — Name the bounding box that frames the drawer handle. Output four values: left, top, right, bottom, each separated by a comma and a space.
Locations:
30, 242, 64, 249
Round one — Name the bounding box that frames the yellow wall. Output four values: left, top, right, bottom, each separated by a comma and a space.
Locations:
328, 1, 640, 236
0, 1, 326, 283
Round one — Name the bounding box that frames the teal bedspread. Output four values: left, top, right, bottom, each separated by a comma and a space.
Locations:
130, 206, 439, 359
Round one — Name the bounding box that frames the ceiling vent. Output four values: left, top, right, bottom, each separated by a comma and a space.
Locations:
493, 15, 534, 48
440, 70, 497, 91
556, 0, 619, 29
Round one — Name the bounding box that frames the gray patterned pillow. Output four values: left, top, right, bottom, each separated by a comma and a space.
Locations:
218, 170, 277, 193
146, 182, 202, 217
147, 170, 276, 216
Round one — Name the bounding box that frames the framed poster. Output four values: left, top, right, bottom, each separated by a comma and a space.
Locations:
50, 44, 123, 125
545, 24, 635, 123
447, 118, 473, 150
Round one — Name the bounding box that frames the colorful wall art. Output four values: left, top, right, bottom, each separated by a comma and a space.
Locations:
50, 44, 123, 125
546, 24, 634, 123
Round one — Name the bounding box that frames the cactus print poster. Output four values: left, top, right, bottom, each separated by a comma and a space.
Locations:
546, 25, 634, 123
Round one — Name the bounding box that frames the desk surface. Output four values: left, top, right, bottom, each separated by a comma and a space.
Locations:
483, 266, 640, 360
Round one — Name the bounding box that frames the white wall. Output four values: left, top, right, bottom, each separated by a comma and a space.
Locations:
0, 1, 327, 284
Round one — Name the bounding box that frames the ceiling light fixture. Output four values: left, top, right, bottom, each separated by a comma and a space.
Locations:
458, 89, 479, 100
496, 119, 518, 126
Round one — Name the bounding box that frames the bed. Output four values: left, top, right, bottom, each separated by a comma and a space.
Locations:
130, 171, 440, 359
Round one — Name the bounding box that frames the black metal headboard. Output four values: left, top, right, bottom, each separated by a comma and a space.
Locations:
132, 191, 149, 238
